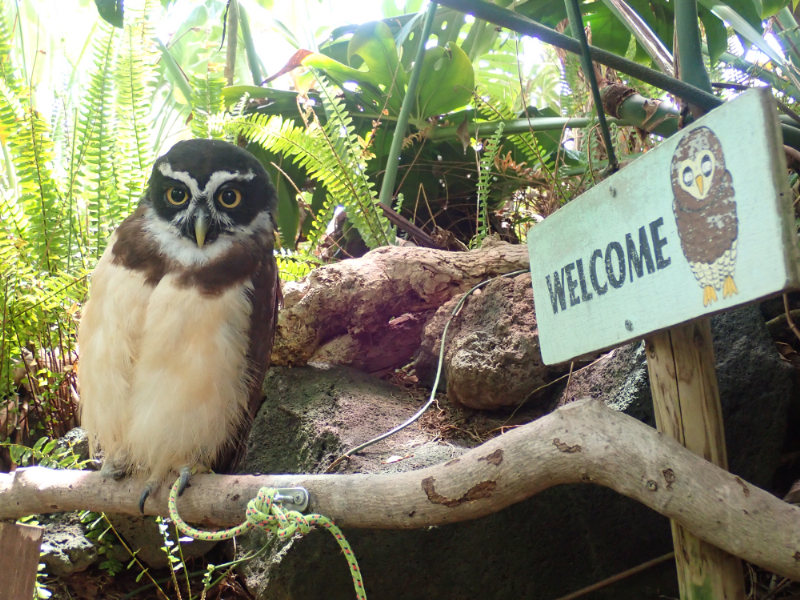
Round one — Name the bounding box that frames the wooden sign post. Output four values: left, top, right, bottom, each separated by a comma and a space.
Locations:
527, 88, 800, 599
0, 522, 44, 600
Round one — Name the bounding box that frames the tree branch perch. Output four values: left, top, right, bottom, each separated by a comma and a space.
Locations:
2, 399, 799, 580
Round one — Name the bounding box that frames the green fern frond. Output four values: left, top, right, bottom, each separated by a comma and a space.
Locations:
305, 185, 337, 251
0, 1, 22, 95
75, 22, 119, 260
312, 75, 393, 248
275, 248, 318, 282
229, 88, 394, 250
471, 121, 504, 249
114, 0, 158, 217
10, 106, 66, 273
190, 65, 226, 140
476, 93, 546, 168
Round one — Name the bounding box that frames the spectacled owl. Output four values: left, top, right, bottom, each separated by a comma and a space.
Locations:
77, 139, 280, 511
671, 126, 738, 307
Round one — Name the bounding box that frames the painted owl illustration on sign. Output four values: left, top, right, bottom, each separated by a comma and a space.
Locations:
671, 126, 738, 307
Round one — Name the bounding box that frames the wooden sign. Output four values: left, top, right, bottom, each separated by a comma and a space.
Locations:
527, 88, 800, 365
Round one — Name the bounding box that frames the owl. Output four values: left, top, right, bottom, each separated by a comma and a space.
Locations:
77, 139, 280, 511
671, 126, 738, 307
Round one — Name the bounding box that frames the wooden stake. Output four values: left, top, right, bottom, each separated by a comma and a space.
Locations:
645, 318, 746, 600
0, 522, 44, 600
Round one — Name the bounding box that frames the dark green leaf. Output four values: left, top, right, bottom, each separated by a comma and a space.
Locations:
699, 8, 727, 67
585, 4, 633, 57
761, 0, 790, 16
718, 0, 765, 28
347, 22, 408, 92
415, 43, 474, 119
95, 0, 123, 29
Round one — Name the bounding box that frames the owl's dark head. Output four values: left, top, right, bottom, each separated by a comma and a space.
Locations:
145, 139, 277, 254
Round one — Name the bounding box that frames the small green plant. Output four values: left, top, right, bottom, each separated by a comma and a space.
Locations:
470, 121, 505, 248
3, 435, 90, 469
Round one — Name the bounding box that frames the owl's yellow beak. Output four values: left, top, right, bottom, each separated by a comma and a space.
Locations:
695, 174, 704, 196
194, 214, 208, 248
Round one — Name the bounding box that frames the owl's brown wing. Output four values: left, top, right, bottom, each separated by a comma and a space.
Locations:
673, 170, 737, 266
213, 249, 281, 474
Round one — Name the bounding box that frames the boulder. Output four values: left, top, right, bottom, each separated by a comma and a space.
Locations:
40, 513, 97, 576
414, 273, 555, 409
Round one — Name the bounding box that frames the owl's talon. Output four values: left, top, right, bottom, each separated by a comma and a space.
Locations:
703, 285, 718, 307
178, 466, 192, 496
723, 275, 738, 299
138, 483, 157, 514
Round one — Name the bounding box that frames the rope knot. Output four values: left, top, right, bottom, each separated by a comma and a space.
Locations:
167, 478, 366, 600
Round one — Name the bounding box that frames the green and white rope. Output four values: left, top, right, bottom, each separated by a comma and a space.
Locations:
167, 478, 366, 600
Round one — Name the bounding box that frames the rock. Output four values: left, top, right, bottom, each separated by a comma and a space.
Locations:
57, 428, 90, 463
40, 513, 97, 576
241, 363, 457, 476
414, 273, 554, 409
556, 342, 654, 424
236, 307, 791, 600
237, 364, 677, 600
558, 306, 793, 490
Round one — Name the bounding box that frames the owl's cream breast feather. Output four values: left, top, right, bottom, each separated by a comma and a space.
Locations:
123, 272, 253, 482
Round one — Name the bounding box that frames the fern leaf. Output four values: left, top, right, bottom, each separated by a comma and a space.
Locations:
229, 86, 394, 250
114, 0, 158, 217
75, 22, 119, 260
471, 121, 504, 249
190, 65, 226, 140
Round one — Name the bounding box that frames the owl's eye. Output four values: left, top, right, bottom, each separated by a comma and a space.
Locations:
217, 188, 242, 209
701, 155, 713, 177
166, 187, 188, 206
682, 167, 694, 187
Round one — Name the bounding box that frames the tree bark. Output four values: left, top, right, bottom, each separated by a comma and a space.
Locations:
272, 240, 529, 367
2, 399, 799, 581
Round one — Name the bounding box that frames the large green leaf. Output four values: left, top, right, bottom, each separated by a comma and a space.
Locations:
347, 22, 408, 92
761, 0, 790, 17
698, 7, 727, 66
583, 3, 633, 58
300, 51, 399, 113
601, 0, 673, 72
95, 0, 123, 28
415, 43, 474, 119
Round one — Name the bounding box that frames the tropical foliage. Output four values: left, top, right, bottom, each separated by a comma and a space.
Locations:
2, 0, 800, 452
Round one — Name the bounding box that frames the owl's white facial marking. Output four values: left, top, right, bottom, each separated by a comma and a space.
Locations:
143, 207, 234, 267
143, 205, 274, 268
677, 150, 715, 201
157, 163, 256, 230
157, 163, 256, 198
155, 162, 268, 255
